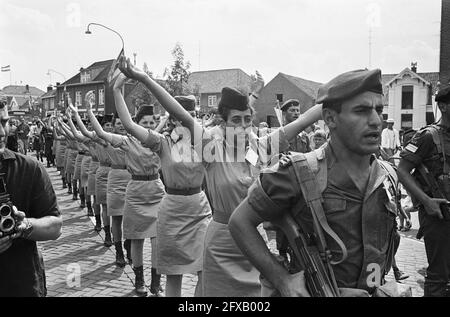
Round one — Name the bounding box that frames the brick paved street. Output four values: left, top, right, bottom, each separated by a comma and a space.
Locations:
38, 161, 428, 297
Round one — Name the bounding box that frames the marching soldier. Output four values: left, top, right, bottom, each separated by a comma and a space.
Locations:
281, 99, 311, 153
398, 84, 450, 297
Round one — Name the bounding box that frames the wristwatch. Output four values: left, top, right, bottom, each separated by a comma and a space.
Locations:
21, 218, 34, 239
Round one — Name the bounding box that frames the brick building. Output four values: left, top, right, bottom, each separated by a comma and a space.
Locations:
253, 72, 321, 127
188, 69, 254, 114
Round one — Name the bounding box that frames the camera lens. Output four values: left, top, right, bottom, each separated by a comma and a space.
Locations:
0, 205, 11, 217
1, 218, 14, 232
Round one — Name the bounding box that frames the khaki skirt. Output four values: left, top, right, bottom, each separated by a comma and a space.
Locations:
202, 220, 267, 297
156, 191, 212, 275
123, 179, 165, 240
73, 154, 85, 181
56, 142, 67, 169
95, 165, 110, 204
80, 156, 92, 188
87, 161, 100, 196
106, 169, 131, 216
65, 149, 78, 174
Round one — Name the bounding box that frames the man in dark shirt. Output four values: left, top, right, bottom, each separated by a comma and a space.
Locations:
0, 101, 62, 297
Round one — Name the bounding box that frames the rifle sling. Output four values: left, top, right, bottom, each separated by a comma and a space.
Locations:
291, 153, 348, 266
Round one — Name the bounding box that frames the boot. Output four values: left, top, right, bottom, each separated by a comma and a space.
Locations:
94, 214, 102, 232
103, 226, 113, 247
133, 266, 148, 297
86, 201, 94, 217
124, 239, 132, 265
72, 181, 78, 200
114, 242, 126, 268
62, 177, 67, 189
79, 190, 86, 209
150, 267, 163, 296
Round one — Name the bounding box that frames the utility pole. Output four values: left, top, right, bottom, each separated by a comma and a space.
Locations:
133, 52, 137, 66
369, 28, 372, 69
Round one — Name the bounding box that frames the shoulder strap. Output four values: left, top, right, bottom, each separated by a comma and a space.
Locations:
291, 150, 348, 265
425, 125, 442, 154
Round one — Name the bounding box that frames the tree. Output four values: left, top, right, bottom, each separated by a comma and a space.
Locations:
163, 43, 191, 96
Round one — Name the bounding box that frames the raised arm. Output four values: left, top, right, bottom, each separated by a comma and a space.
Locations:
69, 95, 95, 139
119, 57, 202, 144
66, 109, 90, 143
85, 91, 122, 146
57, 118, 75, 140
112, 74, 148, 143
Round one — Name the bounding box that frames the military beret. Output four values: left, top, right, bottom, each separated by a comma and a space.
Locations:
175, 95, 197, 111
218, 87, 249, 111
317, 69, 383, 105
281, 99, 300, 112
135, 105, 154, 123
435, 85, 450, 103
101, 114, 114, 126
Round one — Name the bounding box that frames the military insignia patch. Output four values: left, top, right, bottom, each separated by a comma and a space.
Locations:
405, 143, 418, 153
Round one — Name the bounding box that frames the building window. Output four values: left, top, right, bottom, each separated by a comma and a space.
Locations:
81, 72, 91, 84
382, 114, 388, 121
276, 94, 283, 103
208, 95, 217, 107
401, 86, 414, 109
99, 89, 105, 105
75, 91, 82, 106
401, 114, 413, 130
426, 112, 435, 125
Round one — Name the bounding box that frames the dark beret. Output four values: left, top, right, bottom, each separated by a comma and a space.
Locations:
135, 105, 154, 123
317, 69, 383, 105
175, 95, 197, 111
281, 99, 300, 112
101, 114, 114, 126
218, 87, 249, 111
435, 85, 450, 103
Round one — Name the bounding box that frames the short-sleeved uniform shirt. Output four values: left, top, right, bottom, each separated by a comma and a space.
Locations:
0, 149, 60, 297
400, 125, 450, 197
143, 127, 205, 189
288, 132, 311, 153
246, 144, 397, 292
111, 135, 160, 176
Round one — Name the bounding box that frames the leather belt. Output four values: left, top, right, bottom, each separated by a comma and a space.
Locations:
212, 210, 230, 225
131, 174, 158, 181
111, 165, 127, 170
100, 163, 111, 167
166, 187, 201, 196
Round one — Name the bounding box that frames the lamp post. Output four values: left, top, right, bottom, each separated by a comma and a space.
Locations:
85, 23, 125, 51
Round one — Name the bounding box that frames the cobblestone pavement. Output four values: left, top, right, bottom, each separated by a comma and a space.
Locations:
38, 161, 428, 297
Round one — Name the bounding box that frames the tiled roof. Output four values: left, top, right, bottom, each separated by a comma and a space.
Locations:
63, 59, 115, 85
279, 73, 322, 99
188, 69, 253, 94
1, 85, 45, 97
41, 89, 57, 99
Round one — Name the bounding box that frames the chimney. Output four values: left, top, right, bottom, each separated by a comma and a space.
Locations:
47, 86, 53, 92
411, 62, 417, 73
56, 82, 61, 87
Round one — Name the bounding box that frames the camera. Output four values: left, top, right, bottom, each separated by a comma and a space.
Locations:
0, 174, 17, 236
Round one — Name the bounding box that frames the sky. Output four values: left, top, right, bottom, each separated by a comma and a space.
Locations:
0, 0, 443, 91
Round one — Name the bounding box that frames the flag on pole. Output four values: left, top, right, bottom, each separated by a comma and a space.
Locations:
1, 65, 11, 72
107, 49, 125, 87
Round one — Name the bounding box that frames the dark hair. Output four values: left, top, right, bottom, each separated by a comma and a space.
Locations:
218, 104, 255, 121
0, 101, 5, 109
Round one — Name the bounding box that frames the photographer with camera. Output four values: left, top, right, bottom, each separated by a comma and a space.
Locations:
0, 101, 62, 297
398, 85, 450, 297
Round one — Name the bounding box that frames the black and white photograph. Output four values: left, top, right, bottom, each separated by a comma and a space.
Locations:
0, 0, 449, 301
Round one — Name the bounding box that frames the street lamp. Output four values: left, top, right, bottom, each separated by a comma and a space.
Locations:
85, 22, 125, 51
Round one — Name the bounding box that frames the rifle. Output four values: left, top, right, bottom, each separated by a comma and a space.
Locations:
272, 213, 340, 297
416, 164, 450, 221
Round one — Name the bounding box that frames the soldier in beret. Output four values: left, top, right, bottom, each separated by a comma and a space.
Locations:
398, 84, 450, 297
281, 99, 311, 153
230, 69, 400, 296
